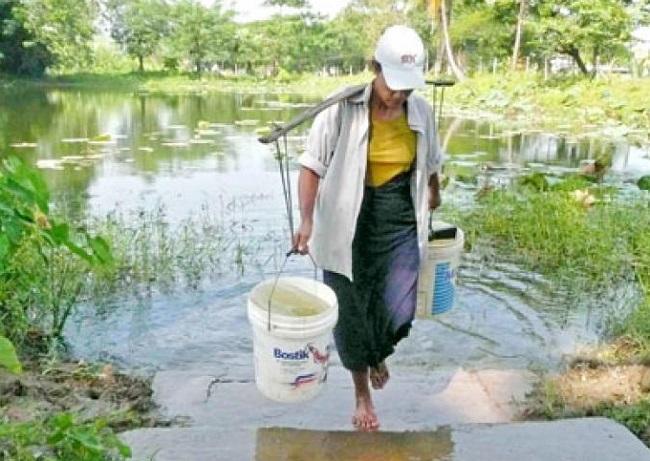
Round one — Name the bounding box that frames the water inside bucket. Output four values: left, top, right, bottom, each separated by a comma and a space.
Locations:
252, 281, 330, 317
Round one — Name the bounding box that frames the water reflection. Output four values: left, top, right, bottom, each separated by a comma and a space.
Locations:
1, 88, 313, 222
255, 427, 454, 461
2, 87, 649, 223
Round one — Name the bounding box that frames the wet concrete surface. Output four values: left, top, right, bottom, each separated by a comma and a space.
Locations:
146, 364, 536, 430
120, 363, 650, 460
255, 427, 454, 461
122, 418, 650, 461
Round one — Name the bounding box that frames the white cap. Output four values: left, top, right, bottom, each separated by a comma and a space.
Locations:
374, 25, 426, 90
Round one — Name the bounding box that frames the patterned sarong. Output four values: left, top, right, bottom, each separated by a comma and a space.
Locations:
324, 171, 419, 371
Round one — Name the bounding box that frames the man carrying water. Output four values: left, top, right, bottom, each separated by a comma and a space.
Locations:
293, 25, 443, 431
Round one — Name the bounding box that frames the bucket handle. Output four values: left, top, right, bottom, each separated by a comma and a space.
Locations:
428, 213, 458, 241
266, 248, 318, 332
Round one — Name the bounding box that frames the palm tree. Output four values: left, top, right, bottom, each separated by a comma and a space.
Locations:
511, 0, 528, 70
426, 0, 465, 80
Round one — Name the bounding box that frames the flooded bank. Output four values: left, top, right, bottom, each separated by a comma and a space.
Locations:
1, 87, 648, 375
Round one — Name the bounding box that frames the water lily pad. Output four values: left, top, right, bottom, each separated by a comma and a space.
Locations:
189, 139, 214, 145
196, 129, 220, 136
138, 147, 154, 153
61, 138, 89, 143
234, 119, 259, 126
91, 133, 111, 142
454, 153, 486, 160
10, 142, 38, 148
161, 141, 190, 148
36, 159, 63, 170
88, 140, 117, 146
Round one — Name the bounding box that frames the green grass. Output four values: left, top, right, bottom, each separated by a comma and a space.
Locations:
459, 176, 650, 443
0, 70, 368, 97
448, 176, 650, 350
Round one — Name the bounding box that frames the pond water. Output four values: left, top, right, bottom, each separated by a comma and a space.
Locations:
2, 87, 648, 375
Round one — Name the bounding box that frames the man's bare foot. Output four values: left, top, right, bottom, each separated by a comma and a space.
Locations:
369, 361, 389, 390
351, 369, 380, 431
352, 394, 379, 431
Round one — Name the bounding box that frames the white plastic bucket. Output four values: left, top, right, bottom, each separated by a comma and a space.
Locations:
247, 276, 338, 403
416, 221, 464, 318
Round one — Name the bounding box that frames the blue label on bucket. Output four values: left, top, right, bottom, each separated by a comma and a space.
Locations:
274, 348, 309, 361
431, 262, 455, 315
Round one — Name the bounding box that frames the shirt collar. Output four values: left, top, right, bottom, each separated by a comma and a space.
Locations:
349, 83, 425, 132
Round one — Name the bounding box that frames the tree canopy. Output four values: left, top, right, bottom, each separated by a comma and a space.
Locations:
0, 0, 647, 77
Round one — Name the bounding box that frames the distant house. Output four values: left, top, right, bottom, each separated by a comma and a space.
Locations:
631, 26, 650, 62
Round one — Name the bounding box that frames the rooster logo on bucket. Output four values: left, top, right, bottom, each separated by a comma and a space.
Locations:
282, 343, 332, 389
307, 343, 330, 365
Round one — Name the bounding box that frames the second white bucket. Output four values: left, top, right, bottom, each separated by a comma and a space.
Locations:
247, 276, 338, 403
416, 221, 464, 318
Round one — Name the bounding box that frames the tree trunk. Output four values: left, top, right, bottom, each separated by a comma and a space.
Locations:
138, 55, 144, 73
511, 0, 527, 71
566, 47, 589, 75
434, 36, 447, 75
440, 0, 465, 81
591, 46, 600, 78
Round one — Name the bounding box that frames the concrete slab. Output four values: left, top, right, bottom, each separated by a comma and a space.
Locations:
150, 365, 536, 430
452, 418, 650, 461
121, 418, 650, 461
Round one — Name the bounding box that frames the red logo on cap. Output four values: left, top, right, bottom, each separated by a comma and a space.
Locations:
401, 54, 416, 64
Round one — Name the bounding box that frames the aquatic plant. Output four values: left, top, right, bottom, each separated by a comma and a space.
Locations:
449, 174, 650, 342
0, 157, 113, 350
81, 203, 283, 300
447, 72, 650, 137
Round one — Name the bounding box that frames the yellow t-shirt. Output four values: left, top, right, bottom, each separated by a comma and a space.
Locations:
367, 112, 416, 187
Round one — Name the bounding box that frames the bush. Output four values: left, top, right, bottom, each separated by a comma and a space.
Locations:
0, 157, 112, 350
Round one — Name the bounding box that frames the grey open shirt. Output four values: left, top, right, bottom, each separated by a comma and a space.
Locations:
297, 84, 443, 281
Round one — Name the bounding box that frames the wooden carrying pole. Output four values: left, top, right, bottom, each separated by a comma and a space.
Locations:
257, 80, 455, 145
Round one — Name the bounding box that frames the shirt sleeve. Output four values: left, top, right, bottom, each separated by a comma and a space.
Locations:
297, 103, 342, 178
425, 102, 443, 176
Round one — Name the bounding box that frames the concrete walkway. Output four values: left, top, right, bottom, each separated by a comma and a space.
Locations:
120, 365, 650, 460
123, 418, 650, 461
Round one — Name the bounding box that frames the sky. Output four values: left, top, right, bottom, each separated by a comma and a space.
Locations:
207, 0, 351, 22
